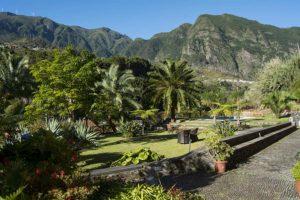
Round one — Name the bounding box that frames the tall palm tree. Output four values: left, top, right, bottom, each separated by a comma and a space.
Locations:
149, 60, 201, 122
0, 47, 32, 99
94, 64, 140, 131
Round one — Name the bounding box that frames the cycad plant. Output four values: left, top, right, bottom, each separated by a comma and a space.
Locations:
93, 64, 140, 132
0, 47, 33, 99
149, 60, 201, 122
0, 98, 25, 133
131, 108, 159, 131
99, 64, 141, 111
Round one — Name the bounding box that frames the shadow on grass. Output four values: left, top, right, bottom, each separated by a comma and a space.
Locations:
97, 133, 178, 147
79, 152, 123, 170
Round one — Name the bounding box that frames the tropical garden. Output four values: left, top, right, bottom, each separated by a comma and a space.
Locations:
0, 44, 299, 199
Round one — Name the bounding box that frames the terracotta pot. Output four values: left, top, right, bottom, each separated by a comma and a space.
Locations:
295, 180, 300, 196
215, 160, 228, 174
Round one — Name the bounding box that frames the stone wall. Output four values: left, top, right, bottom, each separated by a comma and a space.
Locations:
90, 146, 215, 183
90, 122, 297, 183
221, 122, 291, 146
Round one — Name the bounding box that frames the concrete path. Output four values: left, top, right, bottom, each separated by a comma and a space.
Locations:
161, 129, 300, 200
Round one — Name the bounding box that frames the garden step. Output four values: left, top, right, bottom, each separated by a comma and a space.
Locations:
231, 125, 297, 163
221, 122, 292, 146
90, 164, 143, 177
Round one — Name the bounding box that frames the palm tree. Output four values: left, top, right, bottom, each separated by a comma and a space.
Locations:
0, 47, 32, 99
149, 60, 201, 122
262, 91, 295, 118
94, 64, 140, 132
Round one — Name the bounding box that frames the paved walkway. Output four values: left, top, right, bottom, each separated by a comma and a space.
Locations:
161, 129, 300, 200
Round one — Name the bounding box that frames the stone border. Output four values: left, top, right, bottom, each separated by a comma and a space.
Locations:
90, 122, 297, 182
221, 122, 292, 146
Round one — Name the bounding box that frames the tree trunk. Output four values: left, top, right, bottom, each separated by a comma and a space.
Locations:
108, 115, 117, 133
237, 117, 241, 127
170, 106, 176, 122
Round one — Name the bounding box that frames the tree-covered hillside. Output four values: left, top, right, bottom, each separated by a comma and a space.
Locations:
0, 12, 132, 57
1, 12, 300, 78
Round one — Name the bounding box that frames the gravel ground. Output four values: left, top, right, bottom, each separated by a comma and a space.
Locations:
161, 129, 300, 200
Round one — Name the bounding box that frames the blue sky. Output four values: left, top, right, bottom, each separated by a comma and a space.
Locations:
1, 0, 300, 39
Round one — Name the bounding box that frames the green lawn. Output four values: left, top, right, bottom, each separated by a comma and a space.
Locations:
175, 114, 289, 130
79, 131, 204, 171
243, 114, 289, 127
79, 115, 289, 171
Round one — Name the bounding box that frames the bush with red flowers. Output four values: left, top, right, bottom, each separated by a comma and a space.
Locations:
0, 129, 77, 196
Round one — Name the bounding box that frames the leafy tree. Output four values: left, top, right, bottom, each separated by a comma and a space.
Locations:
247, 54, 300, 107
92, 64, 140, 132
25, 47, 97, 120
149, 60, 201, 122
262, 91, 295, 118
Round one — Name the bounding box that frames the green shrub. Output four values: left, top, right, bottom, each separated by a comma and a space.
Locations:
42, 170, 97, 200
292, 161, 300, 180
205, 134, 234, 161
119, 120, 143, 138
0, 130, 77, 195
111, 147, 164, 166
90, 179, 204, 200
116, 184, 182, 200
213, 120, 237, 137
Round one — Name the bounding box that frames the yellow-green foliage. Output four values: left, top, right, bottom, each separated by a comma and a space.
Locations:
292, 161, 300, 180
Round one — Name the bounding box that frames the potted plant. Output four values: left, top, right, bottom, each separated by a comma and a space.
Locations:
291, 161, 300, 196
205, 134, 234, 173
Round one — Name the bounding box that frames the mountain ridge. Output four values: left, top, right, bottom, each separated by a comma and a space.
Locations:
1, 12, 300, 78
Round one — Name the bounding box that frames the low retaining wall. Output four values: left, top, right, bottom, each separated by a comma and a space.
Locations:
90, 122, 297, 182
229, 125, 297, 164
90, 147, 215, 183
221, 122, 292, 146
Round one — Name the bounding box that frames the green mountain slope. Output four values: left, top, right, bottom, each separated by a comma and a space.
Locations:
123, 14, 300, 78
0, 12, 132, 57
1, 12, 300, 78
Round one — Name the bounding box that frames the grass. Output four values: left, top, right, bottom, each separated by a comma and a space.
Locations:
243, 114, 289, 127
79, 131, 204, 171
79, 114, 289, 171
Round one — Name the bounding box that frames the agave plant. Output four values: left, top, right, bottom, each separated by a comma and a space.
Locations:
73, 120, 98, 145
45, 118, 62, 136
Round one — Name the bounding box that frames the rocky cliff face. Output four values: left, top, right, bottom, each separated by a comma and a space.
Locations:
1, 12, 300, 78
123, 14, 300, 78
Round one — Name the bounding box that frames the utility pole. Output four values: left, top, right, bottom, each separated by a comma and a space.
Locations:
236, 71, 241, 127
